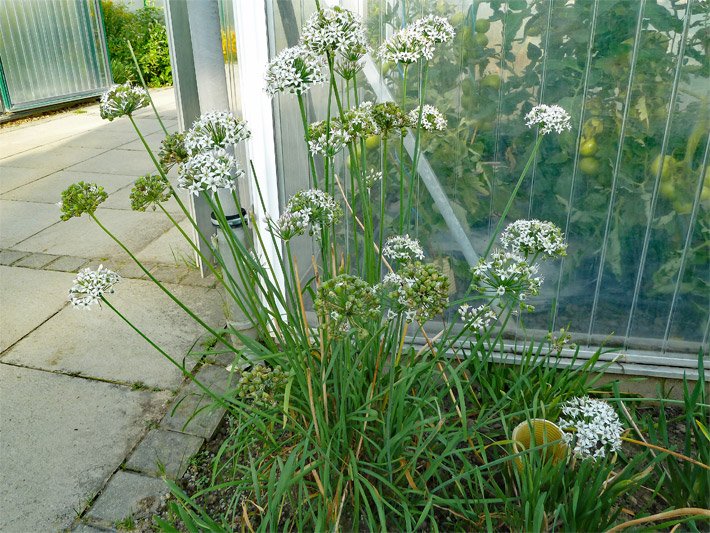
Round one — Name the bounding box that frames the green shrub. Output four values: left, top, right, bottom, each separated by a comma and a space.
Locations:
100, 0, 172, 87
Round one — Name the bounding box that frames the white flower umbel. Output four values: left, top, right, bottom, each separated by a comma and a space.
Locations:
99, 83, 150, 121
558, 397, 624, 460
470, 250, 543, 311
69, 265, 120, 309
383, 234, 425, 262
178, 148, 242, 196
338, 101, 380, 139
458, 304, 498, 332
408, 105, 447, 131
411, 15, 455, 44
525, 104, 572, 135
265, 46, 325, 97
378, 25, 434, 64
278, 189, 343, 240
307, 121, 351, 157
500, 219, 567, 259
184, 112, 250, 154
364, 169, 383, 190
301, 7, 368, 56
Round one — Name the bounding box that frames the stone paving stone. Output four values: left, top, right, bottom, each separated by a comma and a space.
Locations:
180, 269, 217, 288
67, 149, 156, 176
11, 207, 173, 259
0, 166, 50, 194
151, 264, 189, 285
86, 471, 168, 525
0, 266, 74, 352
48, 255, 89, 273
124, 429, 204, 479
0, 365, 170, 532
2, 280, 224, 390
0, 249, 29, 265
135, 221, 195, 264
160, 364, 233, 438
2, 142, 105, 174
0, 199, 62, 248
13, 252, 61, 269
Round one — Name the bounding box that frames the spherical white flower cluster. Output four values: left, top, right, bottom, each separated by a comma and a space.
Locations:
383, 234, 425, 262
277, 189, 342, 240
558, 397, 624, 460
500, 219, 567, 259
409, 105, 447, 131
307, 121, 351, 156
339, 101, 380, 138
470, 250, 543, 311
184, 111, 250, 154
69, 265, 120, 309
99, 83, 150, 121
411, 15, 455, 44
364, 169, 383, 190
378, 15, 455, 64
525, 104, 572, 135
177, 148, 242, 196
458, 304, 498, 332
265, 46, 325, 97
301, 7, 368, 56
378, 25, 434, 64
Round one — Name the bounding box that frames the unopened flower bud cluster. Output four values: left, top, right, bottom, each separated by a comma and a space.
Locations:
315, 274, 380, 338
130, 174, 171, 212
235, 365, 289, 407
383, 261, 449, 323
59, 182, 108, 221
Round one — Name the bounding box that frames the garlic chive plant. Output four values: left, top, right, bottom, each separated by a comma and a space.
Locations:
58, 6, 707, 532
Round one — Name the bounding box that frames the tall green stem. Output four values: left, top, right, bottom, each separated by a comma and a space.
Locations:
483, 135, 544, 258
297, 94, 320, 189
127, 40, 169, 135
406, 61, 429, 234
398, 65, 409, 233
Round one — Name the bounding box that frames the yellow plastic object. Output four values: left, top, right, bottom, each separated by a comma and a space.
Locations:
511, 419, 568, 471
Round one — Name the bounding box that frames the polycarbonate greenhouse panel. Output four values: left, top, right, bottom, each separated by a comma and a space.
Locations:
228, 0, 708, 368
0, 0, 111, 112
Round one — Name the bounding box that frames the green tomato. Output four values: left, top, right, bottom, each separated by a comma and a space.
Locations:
700, 185, 710, 202
474, 19, 491, 33
660, 180, 676, 200
650, 155, 675, 180
579, 138, 598, 157
450, 12, 465, 27
365, 134, 381, 150
480, 74, 501, 89
474, 33, 489, 47
579, 157, 600, 176
673, 200, 692, 214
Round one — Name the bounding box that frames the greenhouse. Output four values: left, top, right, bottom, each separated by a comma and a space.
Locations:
0, 0, 708, 531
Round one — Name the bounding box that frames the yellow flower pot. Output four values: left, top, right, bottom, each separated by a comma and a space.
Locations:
511, 419, 568, 471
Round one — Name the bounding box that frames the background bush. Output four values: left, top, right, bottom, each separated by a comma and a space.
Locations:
100, 1, 172, 87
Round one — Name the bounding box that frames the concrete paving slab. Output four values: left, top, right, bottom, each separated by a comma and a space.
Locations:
67, 149, 158, 176
135, 221, 195, 264
2, 278, 224, 389
1, 169, 136, 206
11, 207, 173, 259
119, 130, 169, 153
0, 166, 51, 194
0, 266, 74, 352
13, 252, 60, 269
125, 429, 204, 479
0, 199, 62, 248
48, 255, 90, 273
0, 249, 29, 265
1, 142, 106, 174
0, 364, 170, 532
86, 471, 168, 525
61, 117, 167, 150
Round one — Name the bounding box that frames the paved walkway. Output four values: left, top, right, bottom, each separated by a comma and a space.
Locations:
0, 89, 226, 531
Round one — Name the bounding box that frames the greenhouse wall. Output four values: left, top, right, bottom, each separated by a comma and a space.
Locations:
215, 0, 708, 376
0, 0, 111, 113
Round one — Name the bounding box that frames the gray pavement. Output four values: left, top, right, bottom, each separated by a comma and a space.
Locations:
0, 89, 225, 532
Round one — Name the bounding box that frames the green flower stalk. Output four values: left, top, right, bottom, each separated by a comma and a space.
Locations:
58, 182, 108, 221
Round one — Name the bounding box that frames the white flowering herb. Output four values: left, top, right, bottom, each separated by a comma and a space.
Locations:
558, 397, 624, 460
458, 304, 498, 332
338, 101, 380, 139
500, 219, 567, 259
307, 121, 351, 156
184, 112, 250, 154
69, 265, 120, 309
315, 274, 380, 338
525, 104, 572, 135
372, 102, 409, 135
177, 148, 242, 196
470, 250, 543, 311
383, 234, 425, 262
277, 189, 343, 240
364, 169, 383, 190
378, 25, 434, 64
408, 105, 447, 131
99, 83, 150, 121
410, 15, 455, 44
380, 262, 449, 323
265, 46, 325, 97
301, 7, 368, 56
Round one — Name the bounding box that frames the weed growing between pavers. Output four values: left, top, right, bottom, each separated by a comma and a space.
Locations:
58, 6, 709, 532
